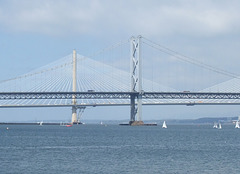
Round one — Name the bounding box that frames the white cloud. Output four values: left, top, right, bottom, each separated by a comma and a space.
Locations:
0, 0, 104, 35
130, 1, 240, 36
0, 0, 240, 37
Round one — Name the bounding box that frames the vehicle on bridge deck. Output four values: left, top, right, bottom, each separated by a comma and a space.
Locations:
88, 90, 95, 92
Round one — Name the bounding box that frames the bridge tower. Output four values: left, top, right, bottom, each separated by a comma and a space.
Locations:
71, 49, 78, 124
129, 35, 144, 126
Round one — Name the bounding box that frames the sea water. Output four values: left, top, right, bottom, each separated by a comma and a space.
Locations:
0, 124, 239, 174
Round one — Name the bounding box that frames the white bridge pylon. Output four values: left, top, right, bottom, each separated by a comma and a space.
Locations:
72, 49, 78, 124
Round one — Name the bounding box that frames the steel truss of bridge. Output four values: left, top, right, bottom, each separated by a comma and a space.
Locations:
1, 92, 240, 100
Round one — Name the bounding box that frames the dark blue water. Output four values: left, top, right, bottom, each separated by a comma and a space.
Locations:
1, 124, 240, 174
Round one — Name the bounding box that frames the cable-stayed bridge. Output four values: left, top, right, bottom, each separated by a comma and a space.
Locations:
1, 36, 240, 125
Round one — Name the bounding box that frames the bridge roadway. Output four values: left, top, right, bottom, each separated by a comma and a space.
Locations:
1, 91, 240, 107
1, 91, 240, 100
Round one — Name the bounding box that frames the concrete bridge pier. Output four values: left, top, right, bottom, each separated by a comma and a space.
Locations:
71, 49, 78, 124
72, 105, 77, 124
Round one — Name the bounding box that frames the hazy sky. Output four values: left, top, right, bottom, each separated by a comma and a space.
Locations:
1, 0, 240, 122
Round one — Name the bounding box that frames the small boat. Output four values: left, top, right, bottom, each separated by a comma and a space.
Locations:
39, 121, 43, 126
213, 123, 218, 129
60, 122, 70, 126
235, 121, 240, 129
162, 121, 167, 128
218, 123, 222, 129
100, 121, 107, 126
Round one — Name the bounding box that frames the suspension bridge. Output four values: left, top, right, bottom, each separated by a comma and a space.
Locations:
1, 36, 240, 125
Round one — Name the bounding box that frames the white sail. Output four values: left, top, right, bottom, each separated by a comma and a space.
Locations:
162, 121, 167, 128
218, 123, 222, 129
213, 123, 218, 129
235, 121, 240, 129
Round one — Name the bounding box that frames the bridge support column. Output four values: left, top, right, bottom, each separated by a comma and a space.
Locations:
77, 106, 86, 124
129, 35, 144, 126
72, 106, 77, 123
130, 94, 136, 123
71, 49, 78, 124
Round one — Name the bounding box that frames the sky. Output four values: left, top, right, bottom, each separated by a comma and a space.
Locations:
1, 0, 240, 122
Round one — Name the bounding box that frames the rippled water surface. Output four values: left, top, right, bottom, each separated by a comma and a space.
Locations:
1, 124, 239, 174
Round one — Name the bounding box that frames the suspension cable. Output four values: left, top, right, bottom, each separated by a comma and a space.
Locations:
142, 36, 239, 79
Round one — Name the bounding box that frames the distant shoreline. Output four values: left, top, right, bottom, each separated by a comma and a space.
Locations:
0, 122, 60, 125
0, 116, 238, 125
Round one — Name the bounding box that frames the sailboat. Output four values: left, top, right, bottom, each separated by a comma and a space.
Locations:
218, 123, 222, 129
162, 121, 167, 128
235, 121, 240, 129
213, 122, 218, 129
